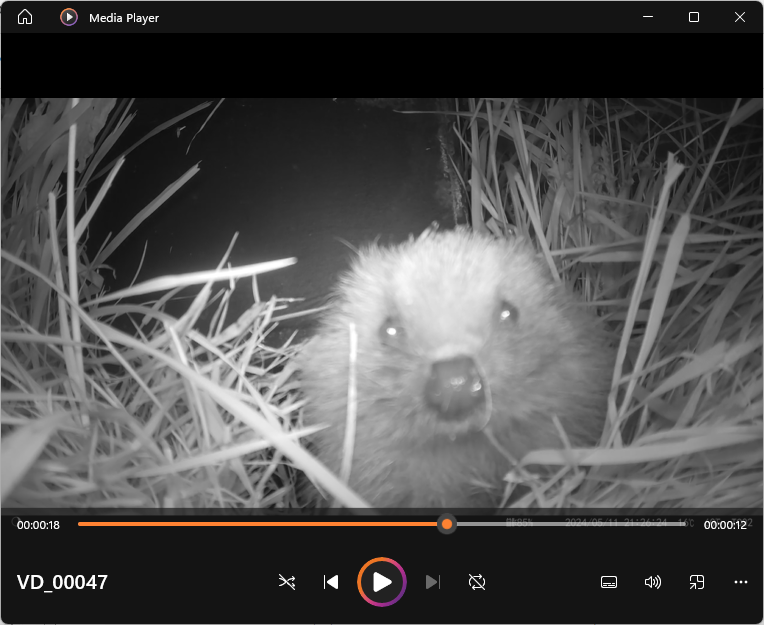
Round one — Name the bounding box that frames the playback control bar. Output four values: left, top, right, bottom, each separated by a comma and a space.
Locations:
1, 511, 761, 624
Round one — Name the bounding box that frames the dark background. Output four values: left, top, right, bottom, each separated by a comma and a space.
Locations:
87, 98, 450, 339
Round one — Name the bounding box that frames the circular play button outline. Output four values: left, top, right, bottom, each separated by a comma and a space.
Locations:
357, 557, 407, 607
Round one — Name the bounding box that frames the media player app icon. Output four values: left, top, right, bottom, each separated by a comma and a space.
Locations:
357, 557, 407, 607
60, 8, 78, 26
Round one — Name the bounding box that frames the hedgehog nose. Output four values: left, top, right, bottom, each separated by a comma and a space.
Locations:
425, 356, 485, 421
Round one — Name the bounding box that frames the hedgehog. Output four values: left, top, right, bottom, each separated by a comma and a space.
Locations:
298, 227, 614, 508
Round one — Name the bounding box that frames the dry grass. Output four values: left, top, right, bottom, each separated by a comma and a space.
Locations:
443, 97, 763, 508
1, 98, 364, 509
2, 97, 761, 510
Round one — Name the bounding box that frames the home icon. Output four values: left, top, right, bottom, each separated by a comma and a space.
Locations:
18, 9, 33, 24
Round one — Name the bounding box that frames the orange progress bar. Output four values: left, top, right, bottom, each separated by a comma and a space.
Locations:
79, 521, 439, 527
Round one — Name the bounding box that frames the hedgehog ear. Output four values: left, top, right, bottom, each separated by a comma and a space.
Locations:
507, 235, 559, 280
417, 221, 442, 242
506, 232, 533, 254
508, 231, 527, 247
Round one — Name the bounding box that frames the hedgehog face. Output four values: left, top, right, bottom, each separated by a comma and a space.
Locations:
340, 232, 573, 443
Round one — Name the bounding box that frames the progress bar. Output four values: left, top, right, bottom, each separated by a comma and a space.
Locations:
78, 520, 686, 528
79, 521, 438, 527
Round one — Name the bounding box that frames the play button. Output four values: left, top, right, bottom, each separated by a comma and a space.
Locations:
373, 572, 392, 592
357, 557, 407, 607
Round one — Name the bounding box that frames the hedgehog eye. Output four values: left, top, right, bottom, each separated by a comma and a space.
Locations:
379, 315, 406, 345
498, 300, 519, 324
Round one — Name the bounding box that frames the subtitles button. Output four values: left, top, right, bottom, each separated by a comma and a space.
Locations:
601, 576, 617, 588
